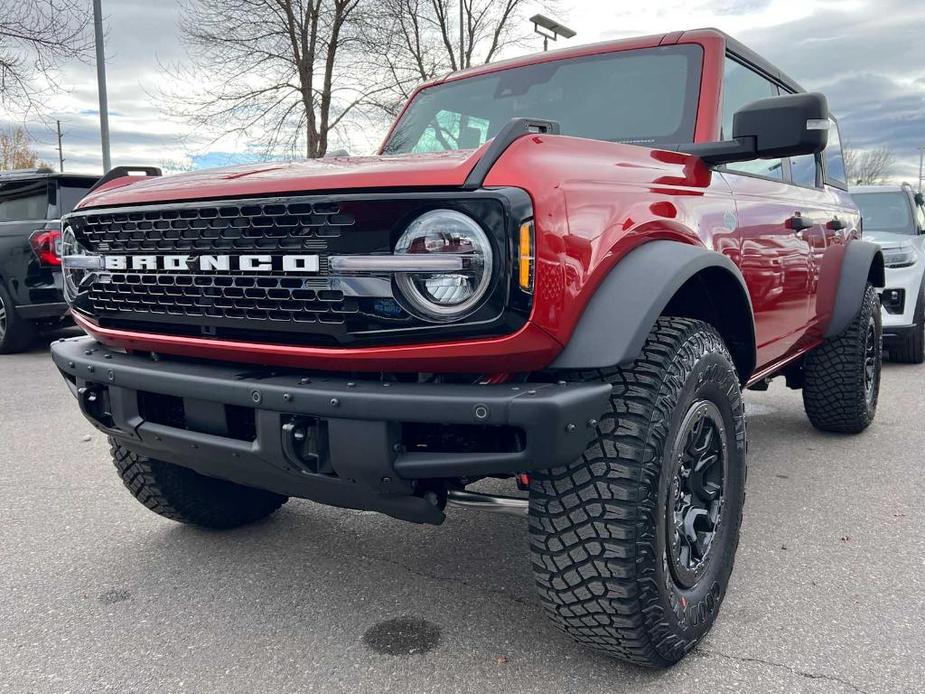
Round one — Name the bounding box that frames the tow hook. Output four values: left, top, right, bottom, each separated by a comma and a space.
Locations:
77, 385, 115, 429
281, 416, 328, 473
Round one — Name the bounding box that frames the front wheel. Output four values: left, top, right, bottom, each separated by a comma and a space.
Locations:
803, 283, 881, 433
111, 442, 288, 529
529, 318, 747, 667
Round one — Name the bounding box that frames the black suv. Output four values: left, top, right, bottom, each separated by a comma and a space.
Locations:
0, 168, 98, 353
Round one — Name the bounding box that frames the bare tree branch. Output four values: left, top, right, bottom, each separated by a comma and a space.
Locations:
367, 0, 560, 118
158, 0, 382, 159
0, 0, 92, 116
843, 143, 896, 185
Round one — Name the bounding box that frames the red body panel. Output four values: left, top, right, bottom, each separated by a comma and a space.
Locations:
71, 29, 860, 384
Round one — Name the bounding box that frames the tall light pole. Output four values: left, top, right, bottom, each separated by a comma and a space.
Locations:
530, 14, 576, 52
459, 0, 464, 69
93, 0, 111, 172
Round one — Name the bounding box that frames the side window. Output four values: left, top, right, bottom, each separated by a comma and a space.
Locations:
721, 57, 783, 180
789, 154, 819, 188
411, 110, 490, 153
0, 180, 51, 222
823, 119, 848, 188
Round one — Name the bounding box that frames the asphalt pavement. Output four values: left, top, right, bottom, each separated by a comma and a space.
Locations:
1, 334, 923, 693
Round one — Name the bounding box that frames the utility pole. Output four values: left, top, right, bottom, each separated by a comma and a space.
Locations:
919, 145, 925, 193
56, 120, 64, 172
93, 0, 111, 172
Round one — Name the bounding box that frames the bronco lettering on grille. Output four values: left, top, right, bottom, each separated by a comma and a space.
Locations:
102, 254, 321, 273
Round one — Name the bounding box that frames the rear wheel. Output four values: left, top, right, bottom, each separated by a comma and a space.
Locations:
0, 284, 36, 354
803, 283, 881, 433
111, 441, 288, 529
529, 318, 747, 667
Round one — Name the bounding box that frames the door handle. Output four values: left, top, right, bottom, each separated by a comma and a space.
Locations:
827, 218, 847, 231
786, 214, 814, 232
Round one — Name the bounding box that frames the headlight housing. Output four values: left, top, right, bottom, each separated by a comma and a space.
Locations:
393, 209, 494, 322
882, 242, 917, 269
60, 225, 99, 302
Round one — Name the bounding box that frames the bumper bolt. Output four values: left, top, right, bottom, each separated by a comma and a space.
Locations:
347, 382, 356, 388
473, 404, 489, 420
299, 377, 311, 385
566, 423, 576, 433
107, 370, 115, 382
330, 397, 340, 407
587, 418, 598, 428
87, 365, 95, 373
251, 390, 262, 404
103, 354, 112, 360
68, 361, 75, 368
283, 393, 292, 402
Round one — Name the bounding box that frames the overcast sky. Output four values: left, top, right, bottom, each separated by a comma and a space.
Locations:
3, 0, 923, 181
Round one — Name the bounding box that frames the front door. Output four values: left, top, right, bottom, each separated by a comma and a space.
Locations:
719, 56, 814, 368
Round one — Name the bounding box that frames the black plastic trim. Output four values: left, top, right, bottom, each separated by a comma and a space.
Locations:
463, 117, 560, 190
550, 241, 756, 379
15, 301, 68, 319
51, 336, 611, 523
86, 166, 162, 195
825, 241, 885, 338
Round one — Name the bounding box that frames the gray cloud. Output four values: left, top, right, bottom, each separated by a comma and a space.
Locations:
740, 0, 925, 180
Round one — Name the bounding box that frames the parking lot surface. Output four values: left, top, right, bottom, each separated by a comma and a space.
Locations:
1, 337, 923, 693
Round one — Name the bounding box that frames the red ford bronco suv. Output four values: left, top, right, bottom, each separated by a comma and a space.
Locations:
51, 29, 883, 667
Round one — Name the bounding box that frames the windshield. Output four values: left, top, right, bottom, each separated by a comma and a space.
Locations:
383, 45, 703, 155
853, 192, 914, 235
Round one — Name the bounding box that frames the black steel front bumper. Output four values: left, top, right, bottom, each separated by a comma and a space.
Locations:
51, 336, 611, 524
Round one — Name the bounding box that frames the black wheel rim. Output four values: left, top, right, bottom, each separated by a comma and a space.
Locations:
864, 317, 877, 404
0, 293, 6, 341
666, 400, 728, 589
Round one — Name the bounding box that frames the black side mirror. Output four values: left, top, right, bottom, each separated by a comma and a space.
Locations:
915, 192, 924, 207
681, 92, 830, 166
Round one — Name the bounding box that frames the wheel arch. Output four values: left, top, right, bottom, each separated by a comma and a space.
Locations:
825, 241, 885, 338
550, 241, 757, 383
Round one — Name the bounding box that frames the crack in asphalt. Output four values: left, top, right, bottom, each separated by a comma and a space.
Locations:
698, 650, 871, 694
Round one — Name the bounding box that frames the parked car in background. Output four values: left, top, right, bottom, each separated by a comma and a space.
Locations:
852, 183, 925, 362
0, 168, 98, 353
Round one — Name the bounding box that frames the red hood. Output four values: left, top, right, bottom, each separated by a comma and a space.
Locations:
77, 149, 486, 209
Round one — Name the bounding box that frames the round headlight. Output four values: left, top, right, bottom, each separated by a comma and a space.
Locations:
61, 225, 95, 302
394, 209, 493, 321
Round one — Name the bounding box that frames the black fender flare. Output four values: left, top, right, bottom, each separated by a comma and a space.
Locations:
824, 240, 885, 338
550, 241, 757, 379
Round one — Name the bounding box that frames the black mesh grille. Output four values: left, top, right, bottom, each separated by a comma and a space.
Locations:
71, 200, 355, 253
90, 273, 357, 324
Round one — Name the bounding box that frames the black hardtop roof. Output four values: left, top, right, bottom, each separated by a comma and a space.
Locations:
0, 168, 99, 184
704, 28, 805, 94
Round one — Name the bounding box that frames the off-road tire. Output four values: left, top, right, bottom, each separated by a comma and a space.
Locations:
529, 318, 747, 667
0, 284, 37, 354
803, 283, 881, 433
111, 441, 288, 529
888, 288, 924, 364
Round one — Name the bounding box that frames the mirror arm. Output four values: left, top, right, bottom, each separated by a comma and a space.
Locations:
678, 137, 758, 166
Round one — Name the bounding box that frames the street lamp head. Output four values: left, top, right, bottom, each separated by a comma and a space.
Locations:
530, 14, 576, 51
